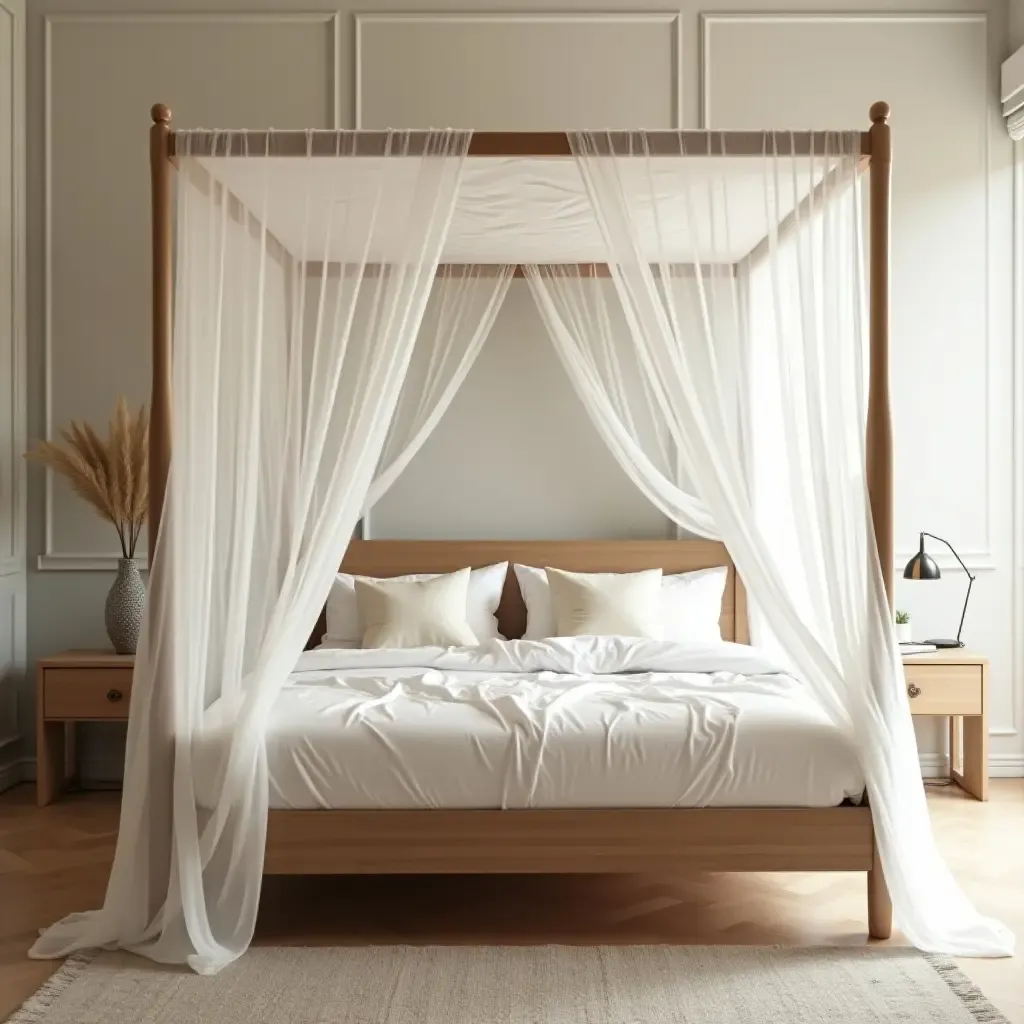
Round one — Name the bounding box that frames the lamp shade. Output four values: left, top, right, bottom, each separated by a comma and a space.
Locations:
903, 550, 941, 580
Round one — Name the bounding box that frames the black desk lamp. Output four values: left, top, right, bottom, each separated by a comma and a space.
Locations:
902, 532, 975, 648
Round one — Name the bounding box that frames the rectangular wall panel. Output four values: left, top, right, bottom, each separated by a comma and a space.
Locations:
702, 13, 992, 565
42, 13, 337, 566
357, 13, 681, 130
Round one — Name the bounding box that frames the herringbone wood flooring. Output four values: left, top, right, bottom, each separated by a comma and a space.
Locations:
1, 781, 1021, 1022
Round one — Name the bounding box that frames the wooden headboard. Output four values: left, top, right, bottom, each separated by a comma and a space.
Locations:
317, 539, 748, 644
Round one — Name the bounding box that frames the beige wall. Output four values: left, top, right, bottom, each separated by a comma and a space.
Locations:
14, 0, 1023, 783
1011, 0, 1024, 50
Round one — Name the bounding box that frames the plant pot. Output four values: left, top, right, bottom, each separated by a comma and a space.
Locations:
895, 622, 913, 644
105, 557, 146, 654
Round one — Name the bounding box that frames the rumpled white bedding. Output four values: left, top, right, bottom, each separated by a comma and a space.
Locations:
193, 637, 864, 809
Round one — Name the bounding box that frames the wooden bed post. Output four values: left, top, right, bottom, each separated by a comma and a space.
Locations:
866, 100, 893, 597
866, 100, 894, 942
149, 103, 173, 565
144, 102, 177, 920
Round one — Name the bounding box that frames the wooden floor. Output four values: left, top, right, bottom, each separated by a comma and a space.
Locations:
1, 780, 1021, 1022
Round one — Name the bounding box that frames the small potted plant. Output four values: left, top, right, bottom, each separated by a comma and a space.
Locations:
895, 609, 912, 644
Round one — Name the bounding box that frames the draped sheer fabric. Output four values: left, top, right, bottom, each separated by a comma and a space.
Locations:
525, 266, 718, 539
30, 130, 472, 973
532, 130, 1012, 956
30, 127, 1013, 972
369, 263, 514, 508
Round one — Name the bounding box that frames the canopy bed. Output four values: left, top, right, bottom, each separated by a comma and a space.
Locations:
261, 538, 869, 875
29, 103, 1014, 974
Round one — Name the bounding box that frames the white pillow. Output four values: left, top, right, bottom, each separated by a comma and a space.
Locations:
514, 563, 728, 642
660, 566, 729, 643
324, 562, 507, 646
354, 569, 478, 649
545, 567, 664, 639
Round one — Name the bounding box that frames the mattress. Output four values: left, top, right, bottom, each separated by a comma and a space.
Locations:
193, 637, 864, 810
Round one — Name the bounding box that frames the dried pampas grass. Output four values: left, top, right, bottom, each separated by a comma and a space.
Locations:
27, 398, 149, 559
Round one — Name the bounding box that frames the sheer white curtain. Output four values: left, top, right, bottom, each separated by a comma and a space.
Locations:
31, 129, 471, 974
532, 130, 1012, 956
525, 265, 719, 539
368, 263, 514, 508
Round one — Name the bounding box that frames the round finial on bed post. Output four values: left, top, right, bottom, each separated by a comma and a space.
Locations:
151, 103, 172, 125
869, 101, 890, 125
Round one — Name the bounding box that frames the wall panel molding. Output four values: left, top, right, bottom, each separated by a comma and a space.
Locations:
701, 12, 995, 570
1011, 138, 1024, 739
355, 10, 683, 130
0, 0, 25, 572
37, 553, 147, 572
41, 11, 341, 569
700, 12, 989, 127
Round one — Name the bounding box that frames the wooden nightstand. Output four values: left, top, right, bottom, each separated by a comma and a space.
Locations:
36, 651, 135, 806
902, 650, 987, 801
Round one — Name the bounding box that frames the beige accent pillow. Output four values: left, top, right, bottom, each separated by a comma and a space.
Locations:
355, 568, 479, 649
545, 567, 664, 639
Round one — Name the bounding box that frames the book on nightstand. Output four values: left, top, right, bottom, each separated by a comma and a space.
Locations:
899, 642, 938, 655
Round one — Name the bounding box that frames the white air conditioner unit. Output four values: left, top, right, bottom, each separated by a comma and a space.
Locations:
1004, 45, 1024, 140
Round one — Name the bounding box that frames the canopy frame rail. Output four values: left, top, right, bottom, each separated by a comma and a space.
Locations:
147, 102, 892, 582
166, 127, 873, 159
302, 263, 742, 279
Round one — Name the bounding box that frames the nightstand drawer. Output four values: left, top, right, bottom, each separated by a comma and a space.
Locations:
43, 668, 133, 719
904, 664, 982, 715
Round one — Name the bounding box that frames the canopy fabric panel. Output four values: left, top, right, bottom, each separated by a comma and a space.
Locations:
30, 130, 474, 974
368, 263, 515, 507
526, 265, 723, 539
538, 128, 1011, 957
195, 150, 836, 264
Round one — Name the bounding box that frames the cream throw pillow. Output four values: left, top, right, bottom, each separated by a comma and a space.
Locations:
354, 568, 479, 649
544, 567, 664, 639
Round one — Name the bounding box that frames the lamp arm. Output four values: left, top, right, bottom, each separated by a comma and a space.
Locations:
920, 532, 976, 581
920, 532, 975, 646
955, 574, 974, 646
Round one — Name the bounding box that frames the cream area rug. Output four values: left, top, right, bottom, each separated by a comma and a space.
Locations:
8, 945, 1008, 1024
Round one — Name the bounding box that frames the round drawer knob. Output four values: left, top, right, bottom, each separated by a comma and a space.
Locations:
907, 683, 922, 699
106, 688, 124, 703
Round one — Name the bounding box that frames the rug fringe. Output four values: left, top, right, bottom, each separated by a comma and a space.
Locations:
926, 955, 1010, 1024
5, 953, 97, 1024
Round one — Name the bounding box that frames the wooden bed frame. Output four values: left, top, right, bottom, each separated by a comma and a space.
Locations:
277, 538, 889, 939
148, 106, 894, 940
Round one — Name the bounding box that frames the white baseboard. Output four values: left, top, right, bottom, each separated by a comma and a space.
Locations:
920, 753, 1024, 778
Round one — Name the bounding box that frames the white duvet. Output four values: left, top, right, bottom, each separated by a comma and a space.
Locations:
193, 637, 865, 810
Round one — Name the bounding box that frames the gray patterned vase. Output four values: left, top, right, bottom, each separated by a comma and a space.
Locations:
105, 558, 146, 654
